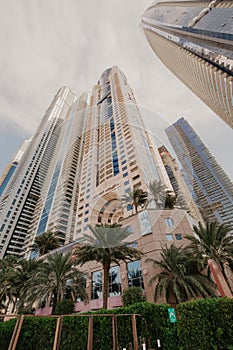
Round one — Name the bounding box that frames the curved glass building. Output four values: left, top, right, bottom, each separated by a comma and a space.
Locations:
142, 0, 233, 129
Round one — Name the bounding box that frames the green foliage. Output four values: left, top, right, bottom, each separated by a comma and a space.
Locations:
86, 302, 176, 349
147, 244, 216, 304
177, 298, 233, 350
60, 316, 89, 350
0, 318, 17, 350
55, 299, 74, 315
122, 286, 146, 306
17, 316, 57, 350
0, 299, 232, 350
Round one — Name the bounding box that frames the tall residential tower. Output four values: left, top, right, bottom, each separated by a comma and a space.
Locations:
0, 87, 87, 258
142, 0, 233, 128
166, 117, 233, 227
74, 66, 172, 238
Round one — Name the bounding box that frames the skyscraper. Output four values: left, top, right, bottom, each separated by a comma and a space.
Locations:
166, 117, 233, 227
0, 67, 172, 258
141, 0, 233, 128
74, 66, 172, 238
158, 145, 204, 224
0, 87, 87, 258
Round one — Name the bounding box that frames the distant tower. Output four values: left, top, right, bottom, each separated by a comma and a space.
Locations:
158, 145, 204, 224
142, 0, 233, 128
0, 140, 30, 198
75, 66, 171, 238
166, 117, 233, 227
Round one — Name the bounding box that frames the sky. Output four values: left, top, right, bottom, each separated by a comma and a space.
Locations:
0, 0, 232, 181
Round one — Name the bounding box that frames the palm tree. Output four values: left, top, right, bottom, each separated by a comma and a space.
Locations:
21, 252, 87, 314
74, 224, 142, 309
0, 257, 17, 313
148, 179, 166, 208
122, 188, 148, 214
175, 190, 188, 209
13, 259, 41, 313
185, 221, 233, 291
147, 244, 216, 304
164, 192, 176, 209
0, 257, 40, 314
31, 230, 60, 257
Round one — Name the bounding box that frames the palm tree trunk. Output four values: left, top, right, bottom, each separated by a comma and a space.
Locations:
102, 262, 110, 310
223, 262, 233, 293
52, 291, 58, 314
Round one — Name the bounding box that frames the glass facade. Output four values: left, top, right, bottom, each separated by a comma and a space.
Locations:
142, 1, 233, 128
91, 270, 102, 300
166, 117, 233, 228
128, 260, 144, 290
109, 266, 121, 297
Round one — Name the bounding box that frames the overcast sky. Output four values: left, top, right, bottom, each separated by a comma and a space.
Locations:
0, 0, 232, 181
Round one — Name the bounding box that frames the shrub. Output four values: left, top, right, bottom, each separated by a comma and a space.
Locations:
177, 298, 233, 350
55, 299, 74, 315
60, 316, 89, 350
17, 316, 57, 350
0, 318, 17, 350
122, 286, 146, 306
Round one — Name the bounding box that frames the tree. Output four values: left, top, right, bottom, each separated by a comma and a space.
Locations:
74, 224, 142, 309
175, 190, 188, 209
20, 252, 87, 314
147, 244, 216, 304
31, 230, 60, 257
164, 192, 176, 209
185, 221, 233, 291
0, 257, 40, 314
148, 179, 166, 208
122, 188, 148, 214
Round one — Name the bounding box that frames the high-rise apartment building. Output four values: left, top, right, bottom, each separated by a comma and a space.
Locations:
141, 0, 233, 128
74, 66, 172, 238
0, 67, 173, 258
166, 117, 233, 227
0, 140, 30, 197
0, 87, 87, 258
158, 145, 204, 224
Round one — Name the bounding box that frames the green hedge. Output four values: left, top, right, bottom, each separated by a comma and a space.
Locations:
60, 316, 89, 350
0, 318, 17, 349
177, 298, 233, 350
17, 316, 57, 350
0, 298, 232, 350
85, 302, 176, 349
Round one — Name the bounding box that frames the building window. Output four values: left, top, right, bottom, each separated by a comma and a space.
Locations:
166, 234, 173, 241
128, 260, 144, 290
127, 204, 133, 211
75, 275, 87, 302
175, 234, 182, 240
128, 226, 133, 234
165, 217, 174, 227
91, 270, 102, 300
109, 266, 121, 297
